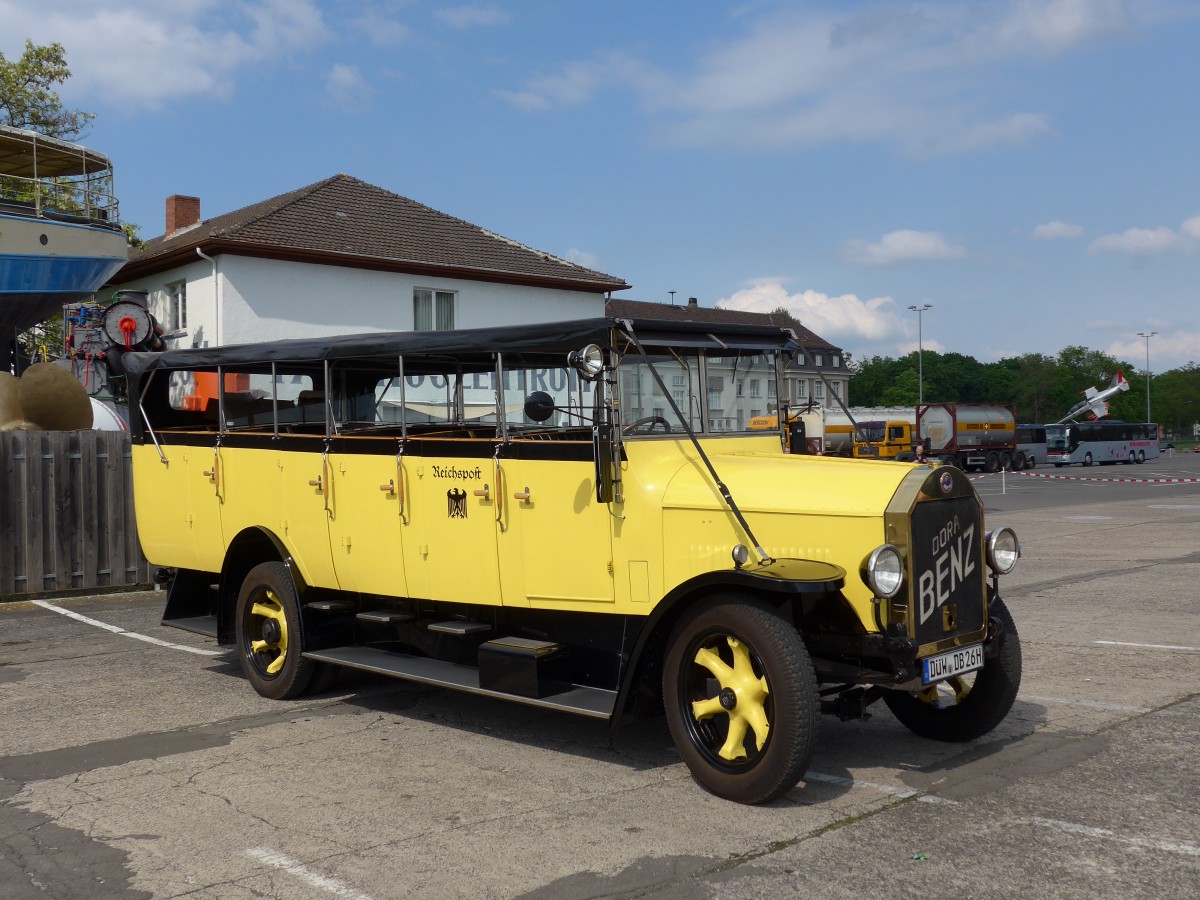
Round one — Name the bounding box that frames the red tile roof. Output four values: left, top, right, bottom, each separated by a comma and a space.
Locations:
116, 174, 629, 293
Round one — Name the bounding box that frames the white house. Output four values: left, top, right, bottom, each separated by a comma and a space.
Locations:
106, 175, 630, 350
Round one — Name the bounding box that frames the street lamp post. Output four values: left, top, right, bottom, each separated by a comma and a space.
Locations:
908, 304, 933, 405
1137, 331, 1157, 423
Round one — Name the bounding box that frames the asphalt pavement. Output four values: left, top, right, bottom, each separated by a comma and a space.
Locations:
1, 454, 1197, 898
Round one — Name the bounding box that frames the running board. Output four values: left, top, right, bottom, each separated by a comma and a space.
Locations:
162, 615, 219, 639
304, 646, 616, 720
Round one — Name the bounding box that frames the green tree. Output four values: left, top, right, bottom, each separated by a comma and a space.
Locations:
0, 39, 94, 139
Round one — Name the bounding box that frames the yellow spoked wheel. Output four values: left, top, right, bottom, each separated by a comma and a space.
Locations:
884, 597, 1022, 742
247, 591, 289, 677
664, 598, 817, 805
235, 562, 316, 700
915, 674, 973, 707
687, 636, 772, 764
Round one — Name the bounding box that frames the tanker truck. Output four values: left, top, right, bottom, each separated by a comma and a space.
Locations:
917, 402, 1018, 471
749, 406, 914, 456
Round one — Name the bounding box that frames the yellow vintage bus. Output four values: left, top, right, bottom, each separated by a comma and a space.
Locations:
122, 317, 1022, 804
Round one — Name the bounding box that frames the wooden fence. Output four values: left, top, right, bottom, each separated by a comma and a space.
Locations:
1, 431, 151, 596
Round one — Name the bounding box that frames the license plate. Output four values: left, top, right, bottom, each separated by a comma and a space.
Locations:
922, 644, 984, 684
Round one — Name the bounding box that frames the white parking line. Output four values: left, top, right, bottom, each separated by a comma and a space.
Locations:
30, 599, 220, 656
1026, 817, 1200, 858
1095, 640, 1198, 652
244, 847, 374, 899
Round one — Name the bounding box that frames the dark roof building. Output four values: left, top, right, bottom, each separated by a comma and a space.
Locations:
606, 297, 850, 408
116, 174, 629, 294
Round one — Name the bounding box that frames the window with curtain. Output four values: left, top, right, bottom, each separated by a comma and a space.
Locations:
413, 288, 455, 331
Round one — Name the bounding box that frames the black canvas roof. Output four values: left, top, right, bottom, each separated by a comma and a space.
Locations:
121, 316, 794, 383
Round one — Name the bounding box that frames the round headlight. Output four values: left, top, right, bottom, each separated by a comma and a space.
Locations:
864, 544, 904, 598
568, 344, 605, 379
986, 526, 1020, 574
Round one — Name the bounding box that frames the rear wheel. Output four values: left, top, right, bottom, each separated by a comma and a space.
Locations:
999, 452, 1012, 471
236, 562, 315, 700
883, 597, 1021, 742
1012, 451, 1026, 471
1137, 450, 1146, 463
940, 455, 957, 468
663, 598, 817, 804
985, 451, 1000, 473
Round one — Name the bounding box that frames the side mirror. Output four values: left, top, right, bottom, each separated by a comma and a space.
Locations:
523, 391, 555, 422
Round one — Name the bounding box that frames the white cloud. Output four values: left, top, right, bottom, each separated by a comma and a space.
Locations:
1181, 216, 1200, 240
1032, 220, 1084, 240
841, 230, 967, 266
717, 283, 903, 342
325, 64, 372, 109
565, 248, 599, 270
1089, 226, 1186, 255
1106, 331, 1200, 371
436, 5, 512, 29
498, 2, 1140, 155
0, 0, 329, 108
350, 9, 411, 47
993, 0, 1134, 53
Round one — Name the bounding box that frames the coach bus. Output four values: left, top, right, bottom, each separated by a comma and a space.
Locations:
116, 316, 1024, 805
1045, 420, 1160, 467
1013, 424, 1047, 470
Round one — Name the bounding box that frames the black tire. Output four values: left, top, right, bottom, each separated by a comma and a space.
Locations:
985, 451, 1000, 473
999, 452, 1012, 471
236, 561, 315, 700
1012, 451, 1026, 471
1083, 452, 1093, 466
883, 597, 1022, 742
1026, 455, 1036, 470
1137, 450, 1145, 464
663, 598, 817, 804
940, 455, 957, 468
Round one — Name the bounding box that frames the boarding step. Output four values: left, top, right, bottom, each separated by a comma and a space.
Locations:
161, 614, 218, 639
356, 610, 415, 625
303, 646, 616, 720
427, 620, 491, 635
305, 600, 355, 613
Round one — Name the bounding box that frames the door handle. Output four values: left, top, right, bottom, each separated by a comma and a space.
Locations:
379, 481, 394, 493
473, 485, 490, 500
513, 487, 531, 503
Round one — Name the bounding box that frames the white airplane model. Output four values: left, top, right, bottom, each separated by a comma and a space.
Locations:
1055, 370, 1130, 423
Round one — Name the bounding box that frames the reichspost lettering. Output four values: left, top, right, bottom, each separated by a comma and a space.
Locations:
432, 464, 483, 480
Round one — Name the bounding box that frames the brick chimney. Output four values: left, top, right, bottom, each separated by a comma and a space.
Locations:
687, 296, 698, 307
165, 195, 200, 236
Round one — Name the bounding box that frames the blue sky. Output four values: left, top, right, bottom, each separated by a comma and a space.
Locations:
6, 0, 1199, 371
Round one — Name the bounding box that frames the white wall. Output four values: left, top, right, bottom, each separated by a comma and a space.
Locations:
114, 253, 607, 349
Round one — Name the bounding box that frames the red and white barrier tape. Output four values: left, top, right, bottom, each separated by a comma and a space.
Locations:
966, 470, 1200, 484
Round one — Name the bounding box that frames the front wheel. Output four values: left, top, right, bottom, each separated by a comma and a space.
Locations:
663, 598, 817, 804
236, 561, 316, 699
883, 597, 1022, 742
984, 451, 1000, 473
1083, 452, 1093, 466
